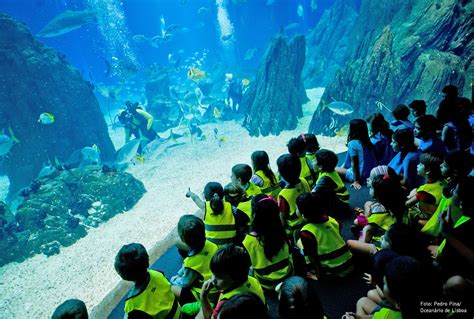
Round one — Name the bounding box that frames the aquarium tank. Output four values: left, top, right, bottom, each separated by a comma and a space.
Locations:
0, 0, 472, 318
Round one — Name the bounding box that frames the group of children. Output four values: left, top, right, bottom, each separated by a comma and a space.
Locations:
52, 85, 473, 318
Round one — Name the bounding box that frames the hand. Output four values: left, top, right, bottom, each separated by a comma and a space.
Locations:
427, 245, 439, 258
363, 273, 374, 286
305, 271, 318, 281
201, 279, 214, 299
185, 187, 191, 198
342, 312, 358, 319
351, 181, 362, 190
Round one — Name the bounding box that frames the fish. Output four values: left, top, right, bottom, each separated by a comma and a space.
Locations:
187, 67, 206, 82
115, 139, 141, 165
334, 125, 349, 137
38, 164, 57, 178
297, 4, 304, 17
38, 112, 55, 124
284, 23, 300, 31
327, 101, 354, 116
241, 79, 251, 86
221, 33, 233, 42
36, 10, 96, 38
244, 48, 258, 60
135, 154, 145, 164
375, 100, 391, 112
213, 107, 222, 119
0, 128, 19, 157
96, 85, 121, 99
81, 145, 101, 165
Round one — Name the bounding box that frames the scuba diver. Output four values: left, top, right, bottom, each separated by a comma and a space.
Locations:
225, 73, 243, 112
118, 101, 158, 153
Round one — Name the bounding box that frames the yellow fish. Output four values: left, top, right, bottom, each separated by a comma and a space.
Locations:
135, 154, 145, 163
187, 67, 206, 83
38, 112, 55, 124
334, 125, 349, 137
213, 107, 222, 119
241, 78, 250, 86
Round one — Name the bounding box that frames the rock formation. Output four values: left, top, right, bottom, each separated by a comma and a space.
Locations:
0, 13, 115, 195
241, 34, 308, 136
308, 0, 473, 135
0, 166, 146, 266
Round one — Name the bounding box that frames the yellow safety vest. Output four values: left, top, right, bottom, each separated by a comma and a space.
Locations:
300, 217, 353, 277
204, 201, 236, 246
243, 233, 293, 290
315, 171, 350, 204
237, 198, 252, 225
437, 215, 471, 257
367, 212, 397, 231
416, 180, 445, 214
300, 156, 317, 187
306, 152, 316, 162
124, 270, 181, 319
278, 178, 310, 235
255, 170, 281, 198
183, 240, 219, 299
422, 194, 462, 237
372, 307, 402, 319
218, 275, 266, 305
245, 182, 263, 197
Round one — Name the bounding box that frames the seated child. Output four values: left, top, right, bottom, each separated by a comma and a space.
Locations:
408, 99, 427, 119
243, 194, 293, 290
297, 192, 353, 279
312, 149, 350, 216
414, 115, 446, 155
299, 133, 320, 162
171, 215, 219, 309
186, 182, 241, 247
276, 154, 311, 242
367, 112, 395, 165
250, 150, 281, 198
278, 276, 326, 319
231, 164, 262, 197
114, 243, 181, 319
406, 152, 445, 226
200, 245, 265, 319
288, 136, 318, 187
223, 182, 252, 225
218, 293, 269, 319
390, 104, 414, 132
51, 299, 88, 319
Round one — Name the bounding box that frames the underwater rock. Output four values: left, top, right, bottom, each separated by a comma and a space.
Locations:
0, 166, 146, 266
0, 13, 115, 196
303, 0, 358, 87
309, 0, 473, 135
241, 34, 308, 136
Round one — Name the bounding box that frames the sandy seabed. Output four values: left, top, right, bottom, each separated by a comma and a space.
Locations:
0, 88, 347, 318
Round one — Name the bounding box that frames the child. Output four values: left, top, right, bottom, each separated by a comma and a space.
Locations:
250, 150, 281, 198
311, 149, 350, 216
389, 128, 424, 190
200, 245, 265, 319
171, 215, 219, 308
442, 106, 472, 153
218, 293, 269, 319
276, 154, 311, 241
390, 104, 414, 131
243, 194, 293, 290
299, 133, 320, 162
347, 174, 405, 256
231, 164, 262, 197
336, 119, 378, 190
408, 99, 427, 119
287, 137, 318, 187
297, 192, 353, 279
51, 299, 88, 319
114, 243, 181, 319
406, 152, 445, 226
414, 115, 446, 155
186, 182, 238, 246
278, 276, 326, 319
367, 112, 395, 165
223, 182, 251, 226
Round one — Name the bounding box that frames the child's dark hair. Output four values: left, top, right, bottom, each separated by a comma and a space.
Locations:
371, 175, 406, 222
219, 293, 269, 319
347, 119, 374, 149
277, 154, 301, 186
414, 115, 440, 134
299, 133, 319, 153
224, 182, 248, 206
408, 100, 427, 114
114, 243, 149, 281
384, 223, 431, 263
367, 112, 392, 139
251, 150, 277, 185
278, 276, 325, 319
178, 215, 205, 252
393, 128, 417, 152
204, 182, 224, 214
287, 137, 306, 156
419, 152, 443, 181
296, 192, 326, 223
210, 244, 251, 284
457, 176, 474, 213
232, 164, 253, 184
251, 194, 287, 260
52, 299, 88, 319
392, 104, 410, 121
444, 151, 472, 179
314, 149, 338, 172
371, 249, 399, 289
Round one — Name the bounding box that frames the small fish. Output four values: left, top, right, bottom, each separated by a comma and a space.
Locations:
297, 4, 304, 17
284, 23, 300, 31
334, 125, 349, 137
244, 48, 258, 60
241, 78, 251, 86
0, 127, 19, 157
327, 101, 354, 116
135, 154, 145, 164
38, 112, 55, 124
81, 146, 101, 165
187, 67, 206, 82
221, 33, 233, 42
213, 107, 222, 119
